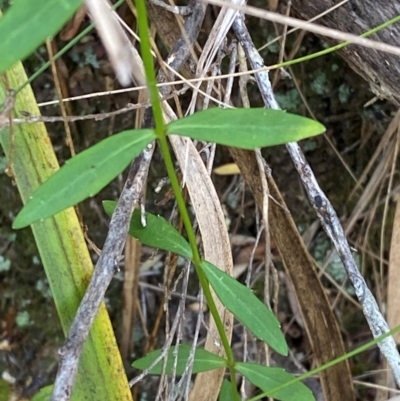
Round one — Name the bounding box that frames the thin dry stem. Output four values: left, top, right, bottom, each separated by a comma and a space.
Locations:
45, 40, 75, 156
258, 0, 350, 52
50, 146, 155, 401
233, 13, 400, 385
207, 0, 400, 56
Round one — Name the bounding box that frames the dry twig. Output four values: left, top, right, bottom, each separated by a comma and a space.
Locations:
207, 0, 400, 57
233, 12, 400, 385
50, 146, 154, 401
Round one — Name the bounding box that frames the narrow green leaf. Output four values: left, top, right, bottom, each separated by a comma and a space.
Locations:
167, 108, 325, 149
236, 363, 315, 401
201, 260, 288, 355
2, 40, 132, 401
0, 0, 83, 74
132, 345, 227, 375
31, 385, 53, 401
103, 201, 193, 259
13, 130, 155, 229
218, 380, 234, 401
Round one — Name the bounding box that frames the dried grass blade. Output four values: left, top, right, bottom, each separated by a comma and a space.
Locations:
229, 148, 356, 401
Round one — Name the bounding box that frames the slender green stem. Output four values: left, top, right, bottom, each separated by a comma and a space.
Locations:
135, 0, 199, 261
158, 126, 240, 399
135, 1, 239, 399
135, 0, 164, 140
272, 14, 400, 70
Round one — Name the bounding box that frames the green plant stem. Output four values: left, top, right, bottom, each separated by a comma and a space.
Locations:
135, 1, 239, 400
158, 132, 239, 394
272, 14, 400, 70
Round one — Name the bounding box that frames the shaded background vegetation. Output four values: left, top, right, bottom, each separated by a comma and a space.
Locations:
0, 1, 398, 400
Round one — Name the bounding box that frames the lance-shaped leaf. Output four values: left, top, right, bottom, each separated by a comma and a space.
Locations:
0, 0, 83, 74
132, 345, 227, 375
167, 108, 325, 149
218, 380, 235, 401
31, 385, 53, 401
103, 201, 192, 259
236, 363, 315, 401
201, 260, 288, 355
13, 130, 155, 229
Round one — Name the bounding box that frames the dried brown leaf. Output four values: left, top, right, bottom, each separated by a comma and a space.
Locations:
169, 135, 234, 401
388, 193, 400, 344
230, 147, 355, 401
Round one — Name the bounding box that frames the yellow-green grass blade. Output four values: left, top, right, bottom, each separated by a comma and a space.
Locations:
0, 66, 133, 400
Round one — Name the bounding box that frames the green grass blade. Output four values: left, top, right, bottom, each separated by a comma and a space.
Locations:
0, 60, 132, 401
13, 129, 155, 229
103, 201, 193, 259
132, 345, 227, 375
167, 108, 325, 149
0, 0, 83, 74
236, 363, 314, 401
201, 260, 288, 355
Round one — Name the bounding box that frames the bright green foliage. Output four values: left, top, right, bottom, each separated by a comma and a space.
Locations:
103, 201, 193, 259
13, 107, 326, 229
132, 345, 227, 375
31, 385, 53, 401
167, 108, 325, 149
111, 202, 287, 356
0, 0, 83, 74
218, 380, 235, 401
13, 130, 155, 228
236, 363, 315, 401
201, 260, 288, 356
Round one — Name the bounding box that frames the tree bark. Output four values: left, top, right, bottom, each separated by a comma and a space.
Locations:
289, 0, 400, 106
